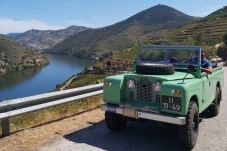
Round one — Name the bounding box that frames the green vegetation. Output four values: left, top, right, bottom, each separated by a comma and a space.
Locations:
65, 73, 106, 89
114, 45, 140, 60
0, 34, 27, 64
217, 33, 227, 63
223, 33, 227, 45
0, 34, 48, 73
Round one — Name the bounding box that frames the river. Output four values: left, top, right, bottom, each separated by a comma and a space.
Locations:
0, 53, 95, 101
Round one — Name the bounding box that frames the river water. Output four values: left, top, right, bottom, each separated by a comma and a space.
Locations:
0, 53, 95, 101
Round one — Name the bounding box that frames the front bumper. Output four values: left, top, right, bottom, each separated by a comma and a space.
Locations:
101, 104, 186, 125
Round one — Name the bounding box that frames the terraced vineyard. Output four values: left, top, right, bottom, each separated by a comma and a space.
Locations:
162, 7, 227, 45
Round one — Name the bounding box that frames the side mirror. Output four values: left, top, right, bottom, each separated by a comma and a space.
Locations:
187, 65, 197, 72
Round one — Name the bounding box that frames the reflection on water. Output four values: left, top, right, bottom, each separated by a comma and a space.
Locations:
0, 67, 42, 90
0, 54, 94, 101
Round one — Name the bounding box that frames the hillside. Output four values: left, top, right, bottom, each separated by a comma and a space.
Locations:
47, 4, 195, 58
111, 6, 227, 63
155, 6, 227, 45
6, 26, 90, 50
0, 34, 48, 74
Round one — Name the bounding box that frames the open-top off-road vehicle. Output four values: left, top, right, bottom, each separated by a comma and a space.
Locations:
101, 46, 224, 149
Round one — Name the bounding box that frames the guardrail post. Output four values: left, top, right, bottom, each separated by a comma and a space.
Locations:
1, 118, 10, 136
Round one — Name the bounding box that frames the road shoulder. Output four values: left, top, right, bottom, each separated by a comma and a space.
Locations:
0, 108, 104, 151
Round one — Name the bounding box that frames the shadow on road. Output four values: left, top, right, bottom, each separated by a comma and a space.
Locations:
199, 108, 217, 119
64, 120, 189, 151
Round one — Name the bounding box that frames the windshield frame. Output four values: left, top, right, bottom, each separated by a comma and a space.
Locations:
136, 45, 201, 67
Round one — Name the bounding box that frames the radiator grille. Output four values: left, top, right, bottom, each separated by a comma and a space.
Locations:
155, 95, 161, 103
136, 78, 152, 102
128, 92, 134, 100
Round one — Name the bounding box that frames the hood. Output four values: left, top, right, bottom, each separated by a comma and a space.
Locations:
125, 71, 195, 81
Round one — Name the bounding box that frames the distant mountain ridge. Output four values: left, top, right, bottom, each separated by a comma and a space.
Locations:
47, 4, 195, 58
6, 26, 90, 50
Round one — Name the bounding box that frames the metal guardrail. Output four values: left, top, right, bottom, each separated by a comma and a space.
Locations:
0, 83, 103, 137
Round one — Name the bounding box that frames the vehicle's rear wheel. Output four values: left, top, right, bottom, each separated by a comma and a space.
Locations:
178, 101, 199, 150
208, 86, 221, 117
105, 112, 127, 131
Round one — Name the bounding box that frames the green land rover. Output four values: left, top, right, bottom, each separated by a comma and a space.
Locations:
101, 45, 224, 149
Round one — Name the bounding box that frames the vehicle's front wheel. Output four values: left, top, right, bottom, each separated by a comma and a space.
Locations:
105, 112, 127, 131
178, 101, 199, 150
208, 86, 221, 117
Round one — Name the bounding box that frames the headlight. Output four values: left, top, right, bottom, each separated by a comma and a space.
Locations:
153, 81, 162, 92
127, 79, 136, 89
105, 82, 112, 87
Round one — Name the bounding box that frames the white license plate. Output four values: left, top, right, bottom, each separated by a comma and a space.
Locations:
162, 96, 181, 111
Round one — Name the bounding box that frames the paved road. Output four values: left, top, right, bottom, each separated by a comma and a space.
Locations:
39, 67, 227, 151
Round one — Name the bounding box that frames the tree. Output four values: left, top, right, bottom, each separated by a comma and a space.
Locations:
193, 32, 205, 46
223, 33, 227, 45
217, 33, 227, 61
182, 36, 195, 45
217, 46, 227, 61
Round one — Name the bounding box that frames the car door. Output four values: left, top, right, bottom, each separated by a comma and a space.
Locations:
201, 73, 214, 103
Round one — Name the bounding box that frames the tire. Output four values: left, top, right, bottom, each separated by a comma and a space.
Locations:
208, 86, 221, 117
105, 112, 127, 131
136, 63, 175, 75
178, 101, 199, 150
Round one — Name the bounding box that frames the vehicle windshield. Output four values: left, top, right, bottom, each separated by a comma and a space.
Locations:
137, 46, 200, 66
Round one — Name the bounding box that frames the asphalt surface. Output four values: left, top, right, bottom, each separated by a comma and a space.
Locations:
39, 67, 227, 151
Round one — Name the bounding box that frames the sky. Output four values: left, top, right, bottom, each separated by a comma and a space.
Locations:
0, 0, 226, 34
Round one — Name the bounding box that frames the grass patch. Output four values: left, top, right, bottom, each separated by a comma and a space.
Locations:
0, 95, 103, 135
65, 73, 107, 89
115, 45, 139, 60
